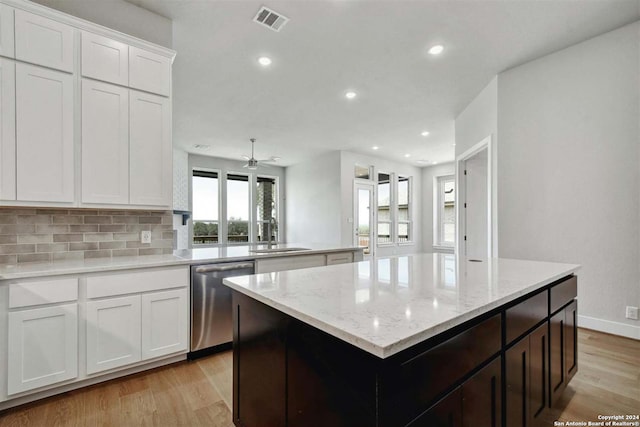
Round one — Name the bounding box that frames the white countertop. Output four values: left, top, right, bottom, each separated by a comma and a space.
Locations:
223, 254, 580, 358
0, 243, 362, 280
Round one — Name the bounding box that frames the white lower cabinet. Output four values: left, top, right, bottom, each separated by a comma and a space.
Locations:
86, 295, 141, 374
7, 303, 78, 395
141, 289, 188, 360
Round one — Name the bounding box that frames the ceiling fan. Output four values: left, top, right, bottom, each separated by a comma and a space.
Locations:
241, 138, 280, 170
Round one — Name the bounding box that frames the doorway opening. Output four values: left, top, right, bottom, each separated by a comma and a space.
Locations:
354, 181, 375, 257
456, 135, 496, 259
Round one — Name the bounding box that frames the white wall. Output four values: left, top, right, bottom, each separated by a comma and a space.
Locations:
497, 22, 640, 338
340, 151, 423, 256
285, 151, 342, 245
421, 162, 455, 253
189, 154, 287, 246
172, 149, 189, 250
31, 0, 172, 48
455, 77, 497, 157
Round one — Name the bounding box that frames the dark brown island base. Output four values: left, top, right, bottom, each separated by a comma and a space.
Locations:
230, 274, 577, 427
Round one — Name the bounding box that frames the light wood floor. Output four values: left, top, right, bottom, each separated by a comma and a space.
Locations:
0, 328, 638, 426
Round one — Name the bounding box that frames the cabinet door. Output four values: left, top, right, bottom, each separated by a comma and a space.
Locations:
7, 303, 78, 395
16, 63, 74, 202
129, 90, 171, 207
141, 288, 188, 360
81, 79, 129, 204
529, 323, 549, 426
129, 46, 171, 96
505, 337, 529, 427
549, 309, 565, 404
15, 10, 74, 72
462, 357, 501, 427
0, 58, 15, 200
86, 295, 141, 374
565, 301, 578, 381
81, 31, 128, 86
412, 388, 462, 427
0, 5, 15, 58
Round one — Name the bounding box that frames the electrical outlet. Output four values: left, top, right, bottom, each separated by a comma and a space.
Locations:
141, 230, 151, 244
626, 306, 639, 320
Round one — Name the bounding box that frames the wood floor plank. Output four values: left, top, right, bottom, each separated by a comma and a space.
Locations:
0, 328, 637, 426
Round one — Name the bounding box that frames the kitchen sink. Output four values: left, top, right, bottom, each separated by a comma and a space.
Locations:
249, 247, 310, 253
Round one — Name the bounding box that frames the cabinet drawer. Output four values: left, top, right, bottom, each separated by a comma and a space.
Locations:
81, 31, 128, 85
0, 4, 15, 58
550, 275, 577, 314
383, 314, 501, 427
256, 254, 326, 274
9, 277, 78, 308
326, 252, 353, 265
505, 290, 547, 344
86, 266, 188, 299
129, 46, 171, 96
15, 9, 74, 72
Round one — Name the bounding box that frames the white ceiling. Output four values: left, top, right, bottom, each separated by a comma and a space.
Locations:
126, 0, 639, 167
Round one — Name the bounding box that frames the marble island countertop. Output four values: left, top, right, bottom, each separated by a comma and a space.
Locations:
223, 253, 580, 358
0, 243, 362, 280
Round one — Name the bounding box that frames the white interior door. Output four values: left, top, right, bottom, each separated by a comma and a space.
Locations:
354, 182, 374, 257
463, 148, 488, 259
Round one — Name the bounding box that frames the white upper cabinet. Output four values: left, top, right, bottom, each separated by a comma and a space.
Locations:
14, 10, 74, 73
129, 46, 171, 96
81, 79, 129, 205
130, 90, 172, 207
0, 58, 15, 201
16, 63, 74, 203
81, 31, 128, 86
0, 4, 15, 58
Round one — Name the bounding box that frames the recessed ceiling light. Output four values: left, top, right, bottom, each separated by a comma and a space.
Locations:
372, 146, 379, 150
258, 56, 272, 66
421, 131, 430, 137
345, 91, 357, 99
428, 45, 444, 55
404, 154, 411, 158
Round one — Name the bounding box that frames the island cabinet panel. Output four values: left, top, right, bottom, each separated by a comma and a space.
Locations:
550, 299, 578, 404
412, 356, 502, 427
461, 357, 502, 427
233, 292, 287, 427
505, 322, 549, 427
287, 320, 377, 427
381, 314, 501, 427
411, 387, 462, 427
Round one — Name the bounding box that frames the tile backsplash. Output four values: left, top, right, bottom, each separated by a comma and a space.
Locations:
0, 208, 174, 264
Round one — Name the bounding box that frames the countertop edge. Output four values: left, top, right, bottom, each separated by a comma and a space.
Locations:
223, 264, 580, 359
0, 246, 363, 280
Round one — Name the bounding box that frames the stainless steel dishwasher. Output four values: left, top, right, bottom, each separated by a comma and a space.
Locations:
190, 261, 254, 356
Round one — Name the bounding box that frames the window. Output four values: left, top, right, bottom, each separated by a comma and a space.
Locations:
435, 175, 455, 247
355, 164, 372, 180
192, 171, 219, 245
192, 169, 281, 246
397, 176, 412, 242
226, 174, 250, 243
256, 176, 278, 242
377, 172, 392, 244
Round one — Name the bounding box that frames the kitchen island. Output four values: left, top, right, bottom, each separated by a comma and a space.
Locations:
223, 254, 580, 427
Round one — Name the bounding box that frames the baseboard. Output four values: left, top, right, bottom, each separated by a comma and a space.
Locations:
578, 315, 640, 340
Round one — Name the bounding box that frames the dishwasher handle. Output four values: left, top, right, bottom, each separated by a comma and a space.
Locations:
194, 262, 255, 274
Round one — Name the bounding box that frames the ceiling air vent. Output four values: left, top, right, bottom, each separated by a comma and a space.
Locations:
253, 6, 289, 32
